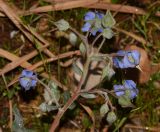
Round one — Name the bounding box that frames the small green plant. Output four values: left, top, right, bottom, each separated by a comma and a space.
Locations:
18, 10, 141, 131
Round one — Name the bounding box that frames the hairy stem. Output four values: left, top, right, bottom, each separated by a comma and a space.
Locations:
91, 32, 103, 47
97, 37, 106, 52
49, 58, 91, 131
69, 27, 89, 55
37, 79, 60, 107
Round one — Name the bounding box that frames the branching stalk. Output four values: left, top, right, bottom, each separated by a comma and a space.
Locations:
49, 57, 91, 131
97, 37, 106, 52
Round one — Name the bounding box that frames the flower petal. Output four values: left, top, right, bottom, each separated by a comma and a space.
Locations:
21, 69, 33, 77
114, 85, 125, 96
19, 69, 37, 90
31, 79, 37, 87
113, 57, 125, 68
96, 12, 104, 19
130, 89, 138, 99
124, 80, 138, 99
81, 22, 91, 32
124, 80, 136, 89
129, 50, 140, 65
19, 77, 32, 90
84, 11, 95, 21
123, 55, 135, 68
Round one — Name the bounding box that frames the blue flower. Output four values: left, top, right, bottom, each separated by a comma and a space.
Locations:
113, 50, 140, 68
82, 11, 104, 36
124, 80, 138, 99
19, 69, 37, 90
113, 80, 138, 99
114, 85, 125, 96
96, 12, 104, 19
81, 22, 91, 32
84, 11, 95, 21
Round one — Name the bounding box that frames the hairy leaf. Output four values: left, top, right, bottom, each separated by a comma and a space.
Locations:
102, 65, 115, 80
79, 42, 86, 56
102, 11, 116, 28
106, 111, 117, 124
54, 19, 70, 31
12, 106, 28, 132
100, 103, 109, 117
39, 102, 59, 112
69, 32, 77, 46
43, 81, 60, 104
102, 28, 114, 39
118, 95, 133, 107
62, 91, 76, 110
80, 93, 97, 99
72, 61, 83, 76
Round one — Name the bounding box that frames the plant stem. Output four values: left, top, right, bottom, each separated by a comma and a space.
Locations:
2, 74, 13, 131
37, 79, 60, 107
91, 32, 102, 47
69, 27, 89, 54
49, 58, 91, 131
97, 37, 106, 52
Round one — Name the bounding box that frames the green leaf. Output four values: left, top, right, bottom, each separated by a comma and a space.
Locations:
95, 18, 102, 29
80, 93, 97, 99
13, 106, 24, 128
62, 91, 70, 103
72, 61, 83, 76
39, 102, 59, 112
106, 111, 117, 124
43, 81, 60, 104
69, 102, 76, 110
102, 65, 115, 80
49, 81, 60, 103
102, 10, 116, 28
102, 28, 114, 39
54, 19, 70, 31
90, 55, 104, 62
118, 95, 133, 107
79, 42, 86, 56
62, 91, 76, 110
69, 32, 77, 46
113, 117, 127, 132
12, 106, 29, 132
8, 89, 16, 99
100, 103, 109, 117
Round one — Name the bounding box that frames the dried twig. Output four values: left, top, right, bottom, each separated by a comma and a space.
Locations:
86, 2, 147, 15
11, 1, 160, 17
0, 0, 55, 58
2, 74, 13, 131
0, 48, 68, 90
27, 50, 80, 70
0, 0, 160, 17
0, 44, 49, 76
21, 0, 98, 16
114, 27, 147, 45
123, 124, 160, 132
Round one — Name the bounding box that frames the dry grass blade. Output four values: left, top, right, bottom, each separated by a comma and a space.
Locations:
17, 1, 159, 17
27, 50, 80, 70
0, 0, 55, 58
0, 44, 49, 75
0, 48, 32, 67
0, 48, 68, 90
0, 0, 160, 17
123, 124, 160, 132
22, 0, 98, 15
85, 2, 147, 15
114, 27, 147, 45
80, 103, 96, 132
